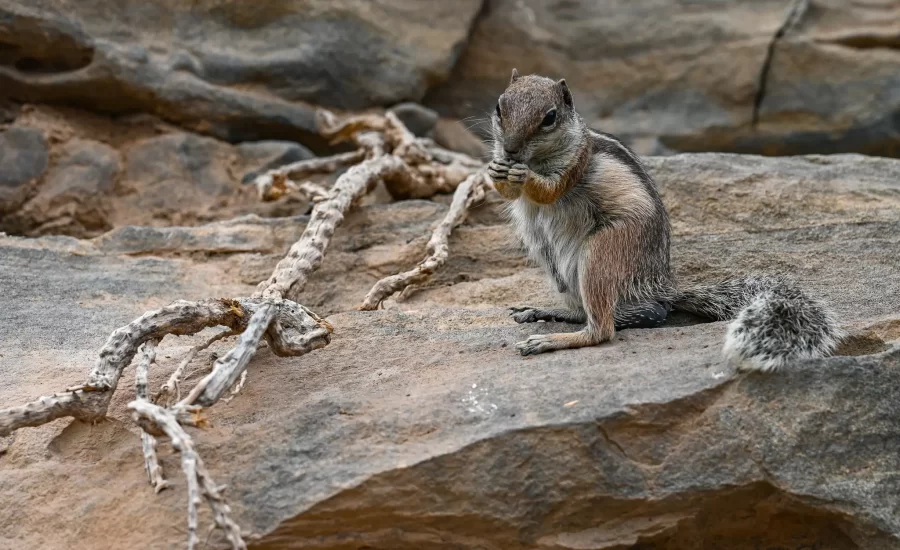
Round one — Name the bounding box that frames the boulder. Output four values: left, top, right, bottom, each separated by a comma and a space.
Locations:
0, 126, 47, 190
1, 153, 900, 549
0, 108, 334, 237
0, 0, 483, 148
432, 117, 489, 160
8, 139, 119, 236
237, 140, 315, 185
425, 0, 900, 158
389, 102, 440, 137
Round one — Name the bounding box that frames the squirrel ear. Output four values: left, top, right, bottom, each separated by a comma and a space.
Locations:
558, 79, 573, 108
510, 68, 520, 84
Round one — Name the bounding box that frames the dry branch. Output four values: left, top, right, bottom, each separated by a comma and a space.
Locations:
130, 401, 246, 550
157, 328, 237, 406
0, 105, 490, 549
360, 169, 490, 310
223, 371, 249, 404
316, 109, 482, 200
294, 181, 330, 203
180, 303, 276, 407
255, 152, 408, 301
136, 340, 170, 493
0, 299, 247, 436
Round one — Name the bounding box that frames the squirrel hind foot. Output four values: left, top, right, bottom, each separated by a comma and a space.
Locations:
723, 290, 844, 373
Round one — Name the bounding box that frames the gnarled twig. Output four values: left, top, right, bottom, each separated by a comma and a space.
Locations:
157, 328, 238, 406
136, 340, 169, 493
360, 170, 490, 310
255, 137, 406, 301
180, 303, 276, 407
0, 106, 489, 549
130, 401, 246, 550
254, 150, 364, 201
0, 299, 250, 436
318, 109, 482, 200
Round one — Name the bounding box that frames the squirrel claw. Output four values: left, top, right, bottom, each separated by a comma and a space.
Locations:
509, 306, 540, 323
507, 164, 529, 184
488, 160, 512, 183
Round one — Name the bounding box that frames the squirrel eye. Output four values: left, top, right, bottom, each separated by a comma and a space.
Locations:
541, 109, 557, 127
496, 103, 502, 119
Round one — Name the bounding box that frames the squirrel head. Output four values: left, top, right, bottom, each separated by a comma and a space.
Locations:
491, 69, 576, 164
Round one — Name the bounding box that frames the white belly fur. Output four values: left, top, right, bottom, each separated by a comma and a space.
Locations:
509, 195, 595, 311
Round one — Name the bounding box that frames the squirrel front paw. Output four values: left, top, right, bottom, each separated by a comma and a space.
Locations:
515, 334, 555, 355
488, 158, 513, 183
507, 163, 530, 184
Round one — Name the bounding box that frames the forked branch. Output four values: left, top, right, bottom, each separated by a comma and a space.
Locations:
0, 106, 490, 549
130, 401, 246, 550
360, 169, 490, 309
136, 340, 169, 493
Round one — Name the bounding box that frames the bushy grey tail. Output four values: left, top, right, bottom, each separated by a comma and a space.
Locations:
673, 275, 844, 373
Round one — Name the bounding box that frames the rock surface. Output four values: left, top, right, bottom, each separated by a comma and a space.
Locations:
0, 105, 336, 237
1, 153, 899, 549
0, 0, 483, 146
2, 1, 897, 158
0, 126, 46, 189
425, 0, 900, 157
389, 102, 440, 138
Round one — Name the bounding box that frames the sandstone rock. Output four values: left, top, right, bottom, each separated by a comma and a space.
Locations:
10, 139, 120, 236
237, 141, 315, 185
0, 98, 18, 124
432, 117, 489, 160
0, 126, 47, 189
0, 0, 483, 147
389, 102, 440, 137
425, 0, 900, 158
1, 153, 900, 549
0, 108, 373, 238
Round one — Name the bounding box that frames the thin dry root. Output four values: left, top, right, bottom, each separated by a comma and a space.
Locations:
0, 105, 488, 550
130, 401, 247, 550
295, 181, 330, 203
180, 303, 276, 407
0, 298, 330, 437
317, 108, 482, 200
259, 178, 332, 204
136, 340, 170, 493
253, 150, 364, 201
360, 170, 490, 310
0, 299, 251, 437
254, 148, 406, 301
222, 371, 248, 404
316, 110, 386, 145
157, 329, 238, 407
177, 300, 331, 409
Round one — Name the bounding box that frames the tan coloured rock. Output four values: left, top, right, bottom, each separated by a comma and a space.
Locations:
0, 0, 483, 146
1, 152, 900, 549
425, 0, 900, 157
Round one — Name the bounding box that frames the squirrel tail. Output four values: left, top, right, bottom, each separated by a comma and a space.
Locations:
672, 274, 844, 373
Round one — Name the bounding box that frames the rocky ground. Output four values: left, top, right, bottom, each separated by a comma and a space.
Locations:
3, 1, 900, 549
1, 148, 899, 549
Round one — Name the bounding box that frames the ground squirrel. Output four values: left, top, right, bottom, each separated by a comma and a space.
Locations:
489, 69, 842, 372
